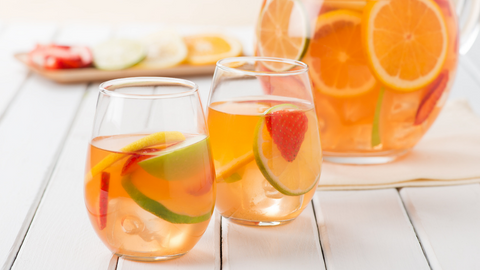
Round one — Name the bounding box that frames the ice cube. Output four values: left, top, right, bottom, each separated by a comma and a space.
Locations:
106, 198, 181, 253
241, 161, 303, 218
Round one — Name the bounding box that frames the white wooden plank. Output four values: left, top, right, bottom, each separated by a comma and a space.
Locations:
0, 22, 56, 118
117, 211, 219, 270
222, 204, 325, 270
313, 189, 429, 270
0, 75, 86, 267
10, 86, 113, 270
400, 184, 480, 270
9, 24, 113, 270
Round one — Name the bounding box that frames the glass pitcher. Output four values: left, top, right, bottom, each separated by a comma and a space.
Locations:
254, 0, 480, 164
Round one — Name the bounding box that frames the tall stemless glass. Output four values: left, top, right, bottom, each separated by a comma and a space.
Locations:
207, 57, 322, 226
254, 0, 479, 164
84, 77, 215, 261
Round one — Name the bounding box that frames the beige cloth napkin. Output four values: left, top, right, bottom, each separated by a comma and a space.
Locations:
318, 99, 480, 191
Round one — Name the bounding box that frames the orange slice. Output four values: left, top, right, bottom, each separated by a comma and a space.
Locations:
303, 10, 376, 97
363, 0, 448, 91
256, 0, 309, 71
184, 34, 242, 65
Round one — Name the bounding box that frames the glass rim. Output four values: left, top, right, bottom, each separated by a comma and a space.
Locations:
216, 56, 309, 76
99, 77, 199, 99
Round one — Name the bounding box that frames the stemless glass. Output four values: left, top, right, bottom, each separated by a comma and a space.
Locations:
84, 77, 215, 261
207, 57, 322, 226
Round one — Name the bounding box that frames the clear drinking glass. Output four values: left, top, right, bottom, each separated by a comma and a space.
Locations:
207, 57, 322, 226
84, 77, 215, 261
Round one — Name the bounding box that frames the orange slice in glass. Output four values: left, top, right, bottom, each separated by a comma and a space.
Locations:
256, 0, 309, 71
184, 34, 242, 65
363, 0, 448, 91
303, 10, 376, 97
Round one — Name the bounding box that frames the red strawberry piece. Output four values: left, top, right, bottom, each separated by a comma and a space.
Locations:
265, 110, 308, 162
99, 172, 110, 230
121, 148, 160, 176
414, 70, 449, 125
28, 44, 92, 70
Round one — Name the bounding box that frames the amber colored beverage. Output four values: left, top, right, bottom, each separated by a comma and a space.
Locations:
208, 97, 322, 225
255, 0, 459, 163
85, 133, 215, 260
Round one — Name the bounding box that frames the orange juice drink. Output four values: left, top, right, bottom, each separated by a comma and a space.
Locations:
85, 132, 215, 260
255, 0, 459, 163
208, 97, 322, 225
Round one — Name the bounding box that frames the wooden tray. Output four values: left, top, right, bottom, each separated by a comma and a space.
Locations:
15, 53, 216, 84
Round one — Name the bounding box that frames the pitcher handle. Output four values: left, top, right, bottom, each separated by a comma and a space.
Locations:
456, 0, 480, 54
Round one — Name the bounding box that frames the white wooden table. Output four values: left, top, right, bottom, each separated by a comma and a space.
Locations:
1, 22, 480, 270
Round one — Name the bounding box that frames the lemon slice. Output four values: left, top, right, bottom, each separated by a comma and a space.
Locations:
256, 0, 309, 71
134, 30, 188, 69
93, 39, 146, 70
253, 104, 321, 196
87, 131, 185, 181
184, 34, 242, 65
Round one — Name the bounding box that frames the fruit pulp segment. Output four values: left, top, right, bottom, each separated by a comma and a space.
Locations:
255, 0, 459, 156
208, 98, 321, 222
84, 134, 215, 257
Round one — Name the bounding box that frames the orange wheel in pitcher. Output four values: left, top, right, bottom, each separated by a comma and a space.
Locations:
256, 0, 309, 71
362, 0, 448, 91
303, 10, 377, 97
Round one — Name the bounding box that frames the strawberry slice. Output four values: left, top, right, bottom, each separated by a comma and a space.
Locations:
28, 44, 92, 69
265, 110, 308, 162
414, 70, 449, 125
99, 172, 110, 230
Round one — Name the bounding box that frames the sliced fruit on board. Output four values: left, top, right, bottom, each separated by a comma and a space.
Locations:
87, 131, 185, 181
138, 136, 211, 181
134, 30, 188, 69
29, 44, 92, 69
253, 104, 321, 196
93, 39, 146, 70
184, 34, 242, 65
256, 0, 310, 71
122, 175, 212, 224
304, 10, 376, 97
415, 70, 449, 125
362, 0, 448, 91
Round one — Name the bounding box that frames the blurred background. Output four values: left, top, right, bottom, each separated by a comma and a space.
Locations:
0, 0, 262, 26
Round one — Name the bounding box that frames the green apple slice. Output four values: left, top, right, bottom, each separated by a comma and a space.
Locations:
121, 175, 212, 224
138, 135, 210, 181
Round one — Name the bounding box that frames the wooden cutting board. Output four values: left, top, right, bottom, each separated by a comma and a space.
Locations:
15, 53, 216, 84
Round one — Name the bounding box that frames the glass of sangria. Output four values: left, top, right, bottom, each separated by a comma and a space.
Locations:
84, 77, 215, 261
255, 0, 480, 164
207, 57, 322, 226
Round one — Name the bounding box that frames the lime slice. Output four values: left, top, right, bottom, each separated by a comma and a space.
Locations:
93, 39, 146, 70
256, 0, 309, 71
134, 30, 188, 69
139, 136, 210, 181
122, 175, 212, 224
253, 104, 321, 196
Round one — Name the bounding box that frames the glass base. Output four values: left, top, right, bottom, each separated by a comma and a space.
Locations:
224, 216, 295, 227
323, 149, 410, 165
115, 252, 187, 262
